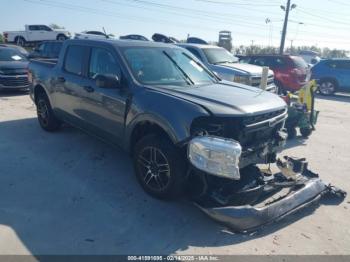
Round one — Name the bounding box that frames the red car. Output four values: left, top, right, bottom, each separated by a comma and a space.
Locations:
240, 55, 309, 93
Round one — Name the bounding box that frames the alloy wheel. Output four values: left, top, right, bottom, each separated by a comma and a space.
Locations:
137, 146, 171, 192
37, 99, 49, 127
319, 81, 335, 95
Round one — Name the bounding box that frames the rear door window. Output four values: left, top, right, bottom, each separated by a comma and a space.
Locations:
28, 25, 40, 31
337, 60, 350, 70
64, 45, 85, 75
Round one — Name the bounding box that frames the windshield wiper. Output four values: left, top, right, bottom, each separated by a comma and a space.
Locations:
162, 51, 194, 86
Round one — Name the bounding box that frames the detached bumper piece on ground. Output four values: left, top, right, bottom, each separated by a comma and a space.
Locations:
193, 156, 346, 232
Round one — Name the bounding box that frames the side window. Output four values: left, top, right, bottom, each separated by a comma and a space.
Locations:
253, 57, 267, 66
89, 48, 120, 78
337, 61, 350, 70
37, 43, 44, 52
28, 25, 39, 31
186, 47, 202, 61
64, 45, 85, 75
51, 43, 62, 57
271, 57, 286, 68
326, 61, 338, 69
40, 25, 52, 31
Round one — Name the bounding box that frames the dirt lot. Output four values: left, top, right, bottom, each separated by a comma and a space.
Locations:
0, 91, 349, 255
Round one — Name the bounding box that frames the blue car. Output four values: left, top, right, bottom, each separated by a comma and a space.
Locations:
311, 59, 350, 95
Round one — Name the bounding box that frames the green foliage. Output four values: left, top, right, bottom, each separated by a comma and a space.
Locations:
0, 34, 3, 43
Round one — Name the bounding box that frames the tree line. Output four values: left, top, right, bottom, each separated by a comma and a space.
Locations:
234, 45, 349, 58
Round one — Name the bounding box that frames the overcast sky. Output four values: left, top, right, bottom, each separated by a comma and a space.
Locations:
1, 0, 350, 50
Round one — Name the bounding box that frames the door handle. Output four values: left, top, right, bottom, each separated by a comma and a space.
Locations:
57, 77, 65, 83
83, 86, 94, 93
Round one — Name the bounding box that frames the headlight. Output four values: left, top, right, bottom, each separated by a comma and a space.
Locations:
233, 75, 250, 85
188, 136, 242, 180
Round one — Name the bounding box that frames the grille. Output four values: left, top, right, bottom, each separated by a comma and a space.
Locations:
0, 68, 27, 75
250, 75, 275, 87
243, 109, 286, 126
0, 76, 29, 87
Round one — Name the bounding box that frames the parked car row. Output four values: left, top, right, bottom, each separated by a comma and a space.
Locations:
1, 25, 349, 95
0, 45, 29, 90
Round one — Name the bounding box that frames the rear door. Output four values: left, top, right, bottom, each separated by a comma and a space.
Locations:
27, 25, 41, 41
79, 46, 129, 144
51, 44, 91, 126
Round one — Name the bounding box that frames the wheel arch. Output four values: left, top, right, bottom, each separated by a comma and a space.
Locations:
14, 35, 26, 42
56, 34, 66, 40
319, 77, 339, 89
33, 84, 49, 105
126, 115, 187, 154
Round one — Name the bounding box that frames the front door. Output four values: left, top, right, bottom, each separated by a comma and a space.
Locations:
79, 46, 129, 145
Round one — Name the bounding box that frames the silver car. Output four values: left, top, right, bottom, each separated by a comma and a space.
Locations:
178, 44, 277, 93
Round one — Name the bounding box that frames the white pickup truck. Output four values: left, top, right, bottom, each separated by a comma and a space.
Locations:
3, 25, 71, 46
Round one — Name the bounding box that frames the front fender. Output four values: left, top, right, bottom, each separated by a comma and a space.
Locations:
124, 88, 211, 151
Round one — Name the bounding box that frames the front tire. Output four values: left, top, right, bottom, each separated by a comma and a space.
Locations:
319, 79, 336, 96
133, 134, 186, 200
300, 128, 312, 138
57, 34, 67, 41
287, 127, 297, 139
36, 93, 61, 132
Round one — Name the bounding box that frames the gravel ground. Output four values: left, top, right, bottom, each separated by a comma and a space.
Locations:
0, 91, 349, 255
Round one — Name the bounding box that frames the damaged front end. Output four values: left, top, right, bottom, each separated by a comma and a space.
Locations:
186, 153, 346, 232
185, 110, 346, 232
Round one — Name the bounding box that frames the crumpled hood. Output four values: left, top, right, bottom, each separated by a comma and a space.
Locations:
149, 82, 286, 116
212, 62, 274, 76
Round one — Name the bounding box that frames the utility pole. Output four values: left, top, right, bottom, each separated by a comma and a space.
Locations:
279, 0, 294, 54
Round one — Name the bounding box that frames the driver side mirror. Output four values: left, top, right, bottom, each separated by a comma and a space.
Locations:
95, 74, 121, 89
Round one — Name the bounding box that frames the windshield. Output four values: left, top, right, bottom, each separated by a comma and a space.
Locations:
123, 47, 216, 86
203, 48, 238, 64
291, 56, 308, 69
0, 48, 27, 62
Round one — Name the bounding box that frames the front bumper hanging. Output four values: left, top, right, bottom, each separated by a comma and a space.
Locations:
194, 157, 346, 232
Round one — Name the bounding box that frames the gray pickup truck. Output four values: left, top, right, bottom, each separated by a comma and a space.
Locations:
28, 39, 344, 232
178, 44, 277, 93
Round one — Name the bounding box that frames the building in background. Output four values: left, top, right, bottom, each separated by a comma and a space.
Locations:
218, 31, 232, 52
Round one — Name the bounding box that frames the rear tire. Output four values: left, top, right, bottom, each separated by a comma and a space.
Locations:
133, 134, 186, 200
36, 92, 61, 132
15, 36, 26, 47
